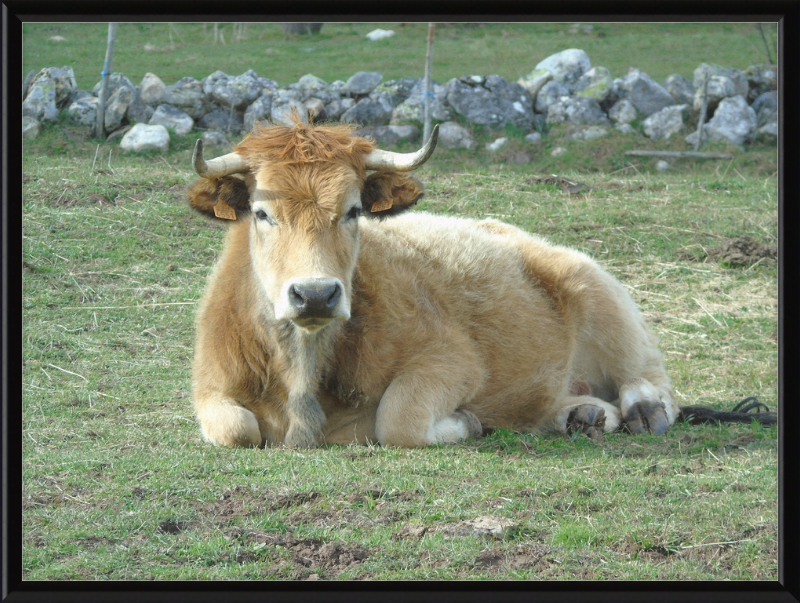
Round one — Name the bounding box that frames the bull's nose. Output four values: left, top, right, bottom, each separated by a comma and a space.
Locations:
288, 279, 342, 317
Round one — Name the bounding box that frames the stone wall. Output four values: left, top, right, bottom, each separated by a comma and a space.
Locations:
22, 48, 777, 153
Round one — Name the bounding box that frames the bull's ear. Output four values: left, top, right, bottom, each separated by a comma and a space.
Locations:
186, 175, 251, 222
361, 172, 425, 219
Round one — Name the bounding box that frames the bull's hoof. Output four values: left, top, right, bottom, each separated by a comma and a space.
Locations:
566, 404, 606, 441
623, 401, 669, 435
284, 425, 323, 449
454, 409, 484, 439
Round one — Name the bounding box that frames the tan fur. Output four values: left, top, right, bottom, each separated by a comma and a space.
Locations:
190, 122, 676, 449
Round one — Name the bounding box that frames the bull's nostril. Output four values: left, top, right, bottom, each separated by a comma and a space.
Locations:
288, 284, 306, 310
325, 283, 341, 309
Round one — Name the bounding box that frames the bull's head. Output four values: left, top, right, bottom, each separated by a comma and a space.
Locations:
188, 120, 438, 333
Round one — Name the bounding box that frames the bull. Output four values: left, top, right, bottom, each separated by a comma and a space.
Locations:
186, 118, 771, 449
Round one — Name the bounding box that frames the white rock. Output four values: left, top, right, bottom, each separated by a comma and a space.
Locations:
22, 116, 41, 140
533, 48, 592, 92
608, 99, 637, 124
139, 72, 166, 105
120, 123, 170, 152
551, 146, 567, 157
704, 95, 757, 145
149, 104, 194, 136
656, 160, 670, 172
437, 121, 475, 150
525, 132, 542, 144
366, 29, 395, 41
643, 104, 689, 140
486, 137, 508, 152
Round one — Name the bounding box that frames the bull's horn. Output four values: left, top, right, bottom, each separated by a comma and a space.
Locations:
192, 139, 249, 178
363, 124, 439, 172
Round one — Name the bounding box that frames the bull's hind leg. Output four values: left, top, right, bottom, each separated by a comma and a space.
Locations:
547, 395, 624, 440
619, 377, 675, 435
374, 337, 486, 448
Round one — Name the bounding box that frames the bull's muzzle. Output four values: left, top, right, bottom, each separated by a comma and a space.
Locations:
276, 277, 349, 329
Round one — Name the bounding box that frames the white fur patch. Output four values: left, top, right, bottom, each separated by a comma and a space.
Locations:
425, 416, 469, 444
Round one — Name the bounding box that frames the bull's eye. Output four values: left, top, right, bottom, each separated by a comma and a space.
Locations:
345, 206, 362, 222
254, 210, 275, 225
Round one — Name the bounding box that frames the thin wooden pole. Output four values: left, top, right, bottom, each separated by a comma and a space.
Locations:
624, 150, 734, 159
757, 24, 775, 65
95, 22, 117, 140
423, 23, 436, 143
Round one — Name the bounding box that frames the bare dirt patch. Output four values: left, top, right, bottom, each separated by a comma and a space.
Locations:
705, 235, 777, 266
474, 543, 552, 571
200, 487, 323, 521
227, 528, 370, 579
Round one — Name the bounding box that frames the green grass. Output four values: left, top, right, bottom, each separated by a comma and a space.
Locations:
20, 22, 778, 581
23, 22, 776, 92
21, 121, 777, 580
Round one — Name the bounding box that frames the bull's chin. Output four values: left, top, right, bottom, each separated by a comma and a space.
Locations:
290, 316, 341, 333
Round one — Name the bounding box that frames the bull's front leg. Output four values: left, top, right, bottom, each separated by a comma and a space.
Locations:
284, 389, 327, 448
195, 396, 263, 448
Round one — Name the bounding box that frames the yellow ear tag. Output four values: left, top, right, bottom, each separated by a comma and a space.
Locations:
370, 198, 393, 213
213, 198, 237, 220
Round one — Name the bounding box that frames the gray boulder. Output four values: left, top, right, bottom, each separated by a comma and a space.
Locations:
372, 77, 419, 107
643, 104, 689, 140
692, 63, 749, 114
203, 70, 267, 112
391, 80, 452, 123
161, 78, 208, 119
341, 96, 393, 127
244, 94, 273, 131
345, 71, 383, 97
534, 80, 570, 114
271, 99, 309, 126
608, 99, 637, 125
704, 95, 757, 145
149, 104, 194, 136
744, 64, 777, 102
120, 123, 170, 152
356, 125, 420, 146
574, 66, 613, 103
295, 74, 339, 105
92, 73, 135, 102
104, 86, 135, 131
751, 90, 777, 127
23, 84, 60, 122
547, 96, 609, 125
517, 68, 553, 98
67, 96, 99, 127
756, 121, 778, 143
29, 66, 77, 109
528, 48, 591, 93
445, 75, 534, 130
125, 89, 155, 125
324, 98, 356, 122
139, 73, 166, 105
200, 131, 230, 148
198, 107, 244, 132
437, 121, 476, 149
619, 69, 676, 117
664, 74, 694, 105
23, 116, 41, 140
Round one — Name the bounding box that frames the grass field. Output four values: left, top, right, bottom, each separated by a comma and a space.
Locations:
20, 22, 779, 583
22, 22, 777, 92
